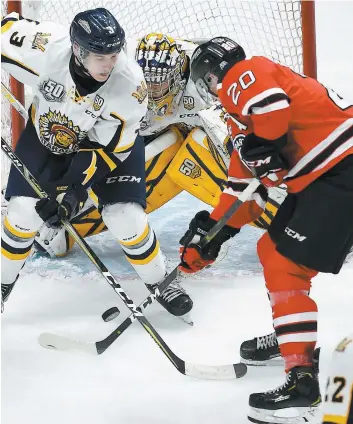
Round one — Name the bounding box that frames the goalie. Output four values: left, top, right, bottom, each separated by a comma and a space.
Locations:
35, 33, 284, 259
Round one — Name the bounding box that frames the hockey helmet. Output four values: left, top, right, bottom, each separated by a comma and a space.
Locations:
70, 8, 125, 57
190, 37, 245, 103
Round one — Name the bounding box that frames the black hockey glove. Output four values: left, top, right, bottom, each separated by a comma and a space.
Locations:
35, 185, 88, 229
179, 210, 239, 273
240, 133, 289, 187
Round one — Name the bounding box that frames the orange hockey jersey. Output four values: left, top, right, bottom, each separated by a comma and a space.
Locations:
210, 56, 353, 229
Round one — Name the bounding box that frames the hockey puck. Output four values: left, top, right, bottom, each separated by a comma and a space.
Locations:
102, 307, 120, 322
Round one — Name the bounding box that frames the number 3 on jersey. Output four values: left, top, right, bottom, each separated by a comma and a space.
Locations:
227, 70, 256, 106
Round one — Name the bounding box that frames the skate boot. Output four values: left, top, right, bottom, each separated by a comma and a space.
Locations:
147, 279, 193, 324
248, 366, 321, 424
240, 331, 283, 366
1, 275, 19, 312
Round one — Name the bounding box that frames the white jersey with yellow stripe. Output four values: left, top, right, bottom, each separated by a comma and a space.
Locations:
322, 334, 353, 424
1, 12, 147, 161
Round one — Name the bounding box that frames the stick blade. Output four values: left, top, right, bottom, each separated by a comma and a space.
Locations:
184, 362, 247, 380
38, 332, 98, 355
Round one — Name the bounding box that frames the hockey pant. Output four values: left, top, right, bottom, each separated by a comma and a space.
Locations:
37, 127, 284, 257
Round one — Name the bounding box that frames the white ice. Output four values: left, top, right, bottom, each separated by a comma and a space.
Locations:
2, 2, 353, 424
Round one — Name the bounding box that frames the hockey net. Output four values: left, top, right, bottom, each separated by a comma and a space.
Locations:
1, 0, 316, 195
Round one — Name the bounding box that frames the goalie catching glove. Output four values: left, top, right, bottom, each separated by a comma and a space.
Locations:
179, 210, 239, 273
240, 133, 289, 188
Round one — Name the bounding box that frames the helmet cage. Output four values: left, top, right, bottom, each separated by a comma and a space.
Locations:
136, 34, 186, 114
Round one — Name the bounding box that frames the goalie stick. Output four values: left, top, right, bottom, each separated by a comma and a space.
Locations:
2, 135, 259, 379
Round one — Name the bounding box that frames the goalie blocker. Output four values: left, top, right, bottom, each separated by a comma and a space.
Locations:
35, 126, 283, 258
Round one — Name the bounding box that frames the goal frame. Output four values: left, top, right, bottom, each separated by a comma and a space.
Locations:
3, 0, 317, 151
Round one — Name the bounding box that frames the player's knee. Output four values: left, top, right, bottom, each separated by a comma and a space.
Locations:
257, 232, 276, 267
101, 202, 147, 239
263, 247, 316, 293
6, 196, 43, 234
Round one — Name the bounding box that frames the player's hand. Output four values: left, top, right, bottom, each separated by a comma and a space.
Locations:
36, 185, 87, 229
240, 134, 288, 187
179, 210, 239, 274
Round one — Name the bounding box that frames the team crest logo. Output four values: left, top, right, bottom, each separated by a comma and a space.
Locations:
93, 94, 104, 111
39, 110, 87, 154
132, 81, 148, 104
32, 32, 51, 52
183, 96, 195, 111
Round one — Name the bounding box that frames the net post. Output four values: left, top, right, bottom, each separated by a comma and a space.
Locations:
7, 0, 26, 149
301, 0, 317, 79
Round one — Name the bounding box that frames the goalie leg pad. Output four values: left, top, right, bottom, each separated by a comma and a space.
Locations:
2, 196, 43, 285
102, 202, 166, 285
144, 128, 184, 213
34, 199, 106, 257
167, 127, 227, 207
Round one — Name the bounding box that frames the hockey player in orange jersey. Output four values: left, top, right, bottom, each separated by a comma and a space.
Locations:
179, 37, 353, 424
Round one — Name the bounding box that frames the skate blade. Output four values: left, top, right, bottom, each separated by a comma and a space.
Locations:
248, 405, 319, 424
241, 355, 284, 367
177, 312, 194, 326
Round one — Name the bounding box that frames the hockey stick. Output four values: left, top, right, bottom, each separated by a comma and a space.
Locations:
37, 179, 260, 358
1, 112, 260, 382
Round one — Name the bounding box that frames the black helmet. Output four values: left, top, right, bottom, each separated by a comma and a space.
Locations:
70, 8, 125, 56
190, 37, 245, 101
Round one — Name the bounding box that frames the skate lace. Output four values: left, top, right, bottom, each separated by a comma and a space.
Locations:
256, 332, 277, 350
160, 282, 186, 302
267, 372, 292, 394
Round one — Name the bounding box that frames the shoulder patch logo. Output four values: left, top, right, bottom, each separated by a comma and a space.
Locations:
39, 79, 66, 103
93, 94, 104, 111
132, 81, 148, 104
32, 32, 51, 52
183, 96, 195, 111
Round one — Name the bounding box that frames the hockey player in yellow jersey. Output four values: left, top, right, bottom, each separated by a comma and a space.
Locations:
321, 334, 353, 424
34, 33, 284, 262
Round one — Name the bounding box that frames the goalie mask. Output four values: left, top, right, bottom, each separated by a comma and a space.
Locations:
136, 33, 187, 117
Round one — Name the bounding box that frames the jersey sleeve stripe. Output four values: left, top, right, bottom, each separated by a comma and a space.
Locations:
252, 99, 290, 115
285, 119, 353, 180
224, 181, 267, 209
241, 88, 290, 115
1, 53, 39, 76
113, 140, 135, 153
